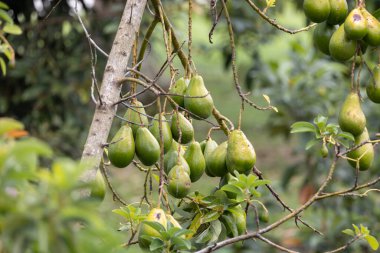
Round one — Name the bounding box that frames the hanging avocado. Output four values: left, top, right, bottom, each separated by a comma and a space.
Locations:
338, 92, 366, 136
108, 125, 135, 168
206, 141, 229, 177
171, 112, 194, 144
347, 128, 374, 171
366, 65, 380, 103
184, 75, 214, 119
203, 138, 219, 177
362, 8, 380, 46
313, 22, 338, 55
138, 208, 167, 250
169, 77, 189, 108
226, 130, 256, 174
124, 100, 149, 136
329, 24, 357, 61
184, 141, 206, 182
303, 0, 331, 23
344, 8, 368, 40
149, 113, 173, 153
167, 165, 191, 199
327, 0, 348, 25
135, 127, 160, 166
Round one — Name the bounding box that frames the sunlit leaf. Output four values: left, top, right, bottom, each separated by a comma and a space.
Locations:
365, 235, 379, 250
3, 24, 22, 35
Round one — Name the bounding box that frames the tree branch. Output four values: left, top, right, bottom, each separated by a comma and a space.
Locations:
80, 0, 147, 187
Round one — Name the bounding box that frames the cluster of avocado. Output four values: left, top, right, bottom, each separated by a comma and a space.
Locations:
107, 75, 256, 200
338, 91, 374, 171
305, 0, 380, 61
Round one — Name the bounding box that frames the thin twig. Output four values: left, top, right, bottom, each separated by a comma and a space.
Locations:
245, 0, 316, 34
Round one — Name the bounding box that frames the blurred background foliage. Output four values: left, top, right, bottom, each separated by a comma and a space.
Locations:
2, 0, 380, 252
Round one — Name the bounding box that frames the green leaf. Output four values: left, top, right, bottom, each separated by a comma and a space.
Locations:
13, 138, 53, 157
266, 0, 276, 7
0, 117, 24, 135
290, 122, 316, 134
325, 123, 339, 135
0, 57, 6, 76
171, 237, 191, 250
353, 224, 360, 235
250, 179, 271, 188
342, 229, 355, 236
143, 221, 166, 233
173, 229, 192, 238
3, 24, 22, 35
0, 2, 9, 10
305, 139, 319, 150
365, 235, 379, 250
195, 227, 212, 244
209, 220, 222, 243
221, 184, 243, 195
150, 238, 164, 251
0, 9, 12, 23
360, 224, 370, 236
220, 214, 238, 237
203, 211, 221, 223
373, 8, 380, 19
314, 115, 328, 130
337, 132, 355, 142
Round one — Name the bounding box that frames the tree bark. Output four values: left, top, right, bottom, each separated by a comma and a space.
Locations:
80, 0, 147, 184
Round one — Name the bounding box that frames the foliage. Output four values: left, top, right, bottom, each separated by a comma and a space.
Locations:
0, 118, 124, 253
0, 1, 22, 75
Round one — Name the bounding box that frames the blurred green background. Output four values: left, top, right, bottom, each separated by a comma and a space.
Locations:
2, 0, 380, 252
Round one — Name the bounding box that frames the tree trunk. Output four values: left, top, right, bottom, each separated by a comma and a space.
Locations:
80, 0, 147, 184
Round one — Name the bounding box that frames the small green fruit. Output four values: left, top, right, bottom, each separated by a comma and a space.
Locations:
203, 138, 219, 177
303, 0, 331, 23
149, 113, 173, 153
329, 24, 357, 61
184, 141, 206, 182
169, 77, 189, 108
227, 130, 256, 174
199, 139, 207, 153
347, 128, 374, 171
168, 165, 191, 199
164, 150, 190, 175
171, 112, 194, 144
338, 92, 366, 136
344, 8, 368, 40
259, 211, 269, 223
135, 127, 160, 166
320, 143, 329, 158
362, 9, 380, 46
138, 208, 167, 250
327, 0, 348, 25
90, 170, 106, 200
124, 100, 149, 136
206, 141, 228, 177
184, 75, 214, 119
366, 65, 380, 103
313, 22, 338, 55
108, 125, 135, 168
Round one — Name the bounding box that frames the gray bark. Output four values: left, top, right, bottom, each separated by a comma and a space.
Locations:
80, 0, 147, 183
